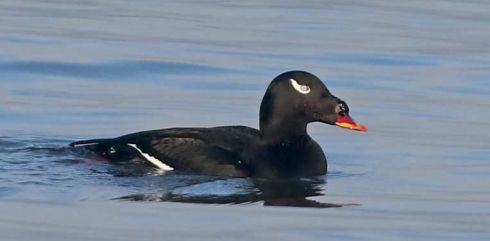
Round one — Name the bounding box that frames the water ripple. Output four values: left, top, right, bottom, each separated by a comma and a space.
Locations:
0, 60, 243, 80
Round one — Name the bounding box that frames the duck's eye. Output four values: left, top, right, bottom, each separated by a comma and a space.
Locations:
290, 78, 311, 94
337, 102, 349, 116
340, 103, 346, 111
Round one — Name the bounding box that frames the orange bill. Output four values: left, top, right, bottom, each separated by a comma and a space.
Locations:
335, 114, 367, 132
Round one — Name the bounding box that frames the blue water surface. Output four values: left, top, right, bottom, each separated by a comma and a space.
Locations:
0, 0, 489, 240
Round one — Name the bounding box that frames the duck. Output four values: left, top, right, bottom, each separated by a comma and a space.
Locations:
70, 71, 367, 178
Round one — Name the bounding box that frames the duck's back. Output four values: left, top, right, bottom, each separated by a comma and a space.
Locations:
71, 126, 261, 177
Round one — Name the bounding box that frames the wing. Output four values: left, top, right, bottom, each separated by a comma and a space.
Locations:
72, 126, 261, 177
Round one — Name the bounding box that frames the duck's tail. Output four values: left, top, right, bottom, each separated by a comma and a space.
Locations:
69, 138, 112, 147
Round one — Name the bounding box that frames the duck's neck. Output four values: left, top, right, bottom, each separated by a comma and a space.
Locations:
260, 119, 308, 143
260, 96, 308, 143
259, 89, 309, 143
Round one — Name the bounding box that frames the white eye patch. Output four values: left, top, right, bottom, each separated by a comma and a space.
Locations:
290, 78, 311, 94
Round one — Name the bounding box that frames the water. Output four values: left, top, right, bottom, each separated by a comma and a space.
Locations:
1, 0, 490, 240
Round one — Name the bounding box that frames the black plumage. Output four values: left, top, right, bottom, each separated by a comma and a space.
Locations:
71, 71, 366, 178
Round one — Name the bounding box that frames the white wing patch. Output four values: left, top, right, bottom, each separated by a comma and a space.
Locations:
290, 78, 311, 94
127, 144, 174, 171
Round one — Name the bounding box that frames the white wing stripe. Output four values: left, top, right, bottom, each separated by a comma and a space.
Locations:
127, 144, 174, 171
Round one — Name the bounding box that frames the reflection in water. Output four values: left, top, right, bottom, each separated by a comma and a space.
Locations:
115, 175, 359, 208
65, 145, 359, 208
0, 129, 360, 208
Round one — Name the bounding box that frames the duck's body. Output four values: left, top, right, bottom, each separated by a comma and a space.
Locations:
73, 126, 326, 178
71, 71, 366, 178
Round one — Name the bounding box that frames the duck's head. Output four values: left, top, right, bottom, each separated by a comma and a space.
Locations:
259, 71, 367, 138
